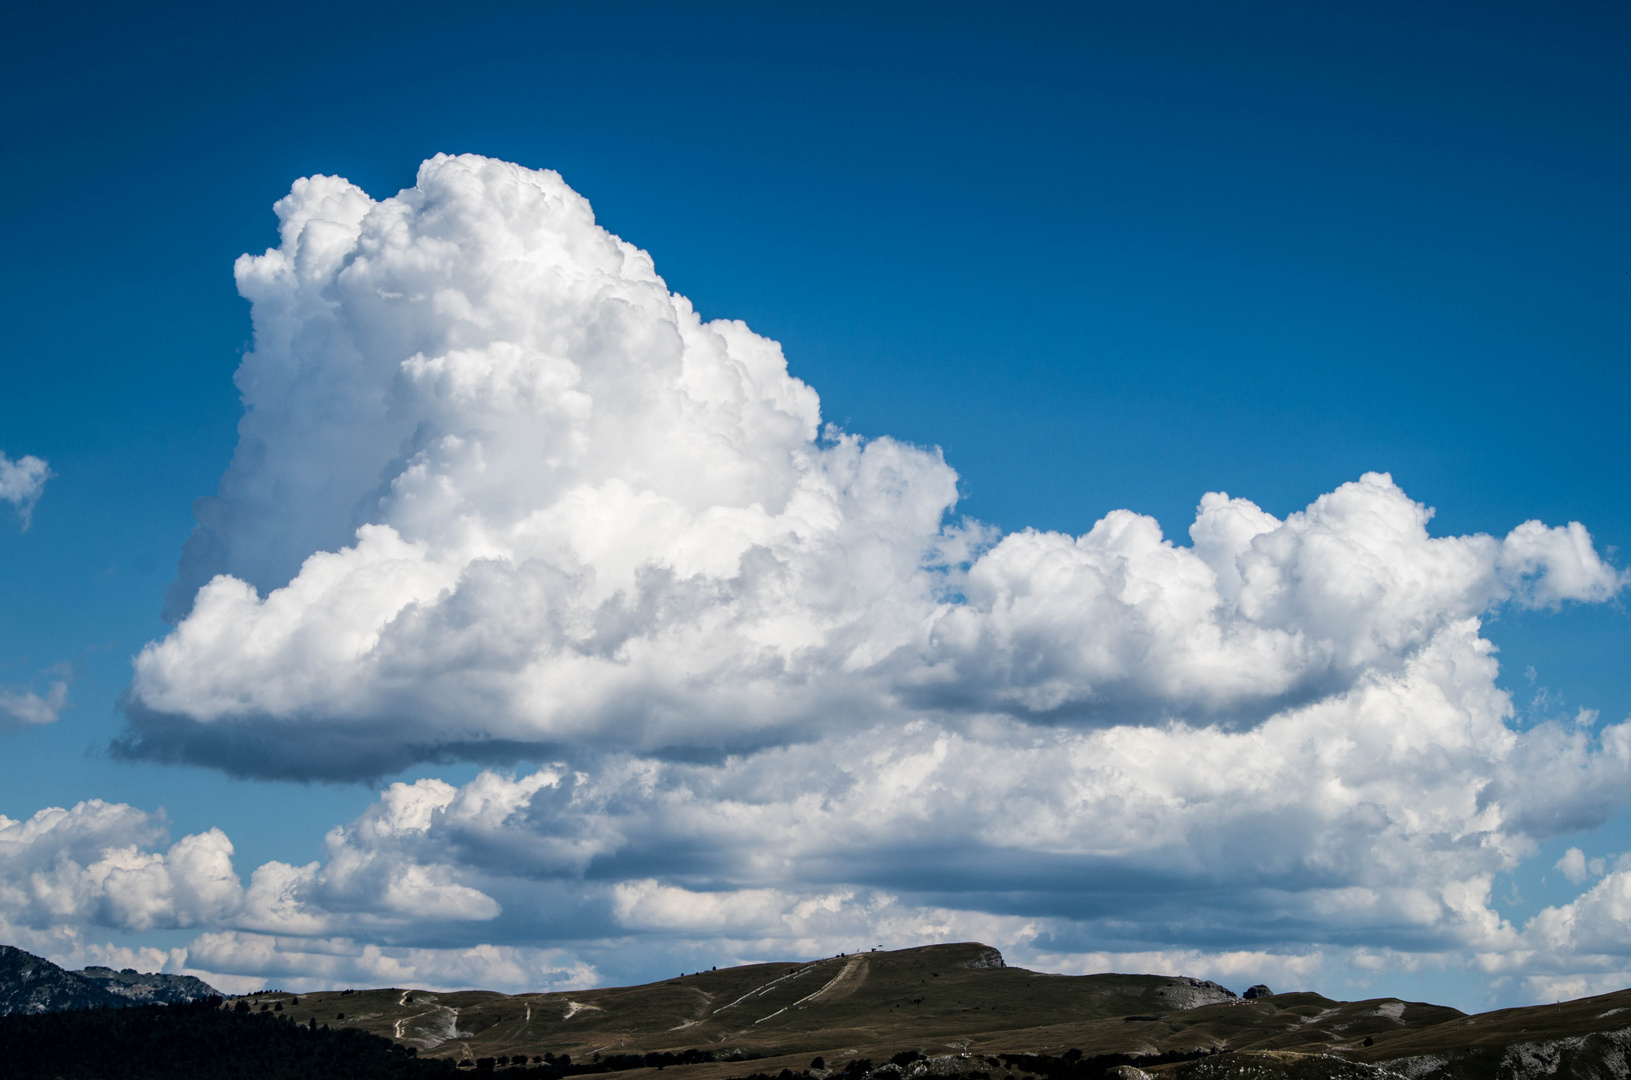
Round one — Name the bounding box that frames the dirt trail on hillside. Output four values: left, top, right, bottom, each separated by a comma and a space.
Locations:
670, 986, 714, 1030
716, 965, 819, 1015
752, 960, 867, 1025
394, 1002, 462, 1048
801, 957, 868, 1006
563, 1000, 603, 1020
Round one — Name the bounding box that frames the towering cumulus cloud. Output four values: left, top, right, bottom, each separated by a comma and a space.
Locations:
125, 155, 1621, 779
83, 154, 1631, 999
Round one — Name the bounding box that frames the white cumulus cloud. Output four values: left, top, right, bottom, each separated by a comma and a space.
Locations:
0, 802, 239, 935
121, 154, 1624, 780
183, 932, 596, 995
1555, 847, 1606, 885
15, 708, 1631, 1003
0, 451, 49, 530
60, 153, 1631, 1006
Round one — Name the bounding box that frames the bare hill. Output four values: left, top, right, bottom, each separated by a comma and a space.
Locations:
235, 942, 1631, 1078
258, 943, 1240, 1062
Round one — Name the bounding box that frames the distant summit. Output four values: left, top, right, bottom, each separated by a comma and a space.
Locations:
0, 946, 121, 1015
77, 964, 220, 1005
0, 944, 218, 1016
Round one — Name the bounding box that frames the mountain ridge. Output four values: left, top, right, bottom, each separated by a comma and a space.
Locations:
9, 940, 1631, 1078
209, 942, 1631, 1078
0, 943, 218, 1015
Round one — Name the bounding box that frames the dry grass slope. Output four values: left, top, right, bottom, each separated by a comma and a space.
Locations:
241, 943, 1631, 1080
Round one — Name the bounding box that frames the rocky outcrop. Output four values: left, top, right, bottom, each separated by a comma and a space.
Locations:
77, 965, 218, 1005
0, 946, 124, 1015
964, 948, 1006, 970
1383, 1027, 1631, 1080
1244, 984, 1274, 999
1156, 977, 1239, 1010
0, 944, 218, 1016
1171, 1052, 1405, 1079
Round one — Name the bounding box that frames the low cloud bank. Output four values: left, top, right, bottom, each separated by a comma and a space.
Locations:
10, 737, 1631, 1002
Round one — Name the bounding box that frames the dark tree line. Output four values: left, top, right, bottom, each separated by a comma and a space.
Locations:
0, 996, 456, 1079
726, 1048, 1222, 1080
0, 995, 777, 1080
458, 1048, 757, 1076
994, 1047, 1219, 1079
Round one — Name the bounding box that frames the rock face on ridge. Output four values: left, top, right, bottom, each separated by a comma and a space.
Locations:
0, 944, 218, 1016
0, 946, 124, 1015
1154, 976, 1238, 1009
964, 947, 1006, 969
77, 965, 219, 1005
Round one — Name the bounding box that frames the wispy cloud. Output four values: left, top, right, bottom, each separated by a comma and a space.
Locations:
0, 673, 68, 730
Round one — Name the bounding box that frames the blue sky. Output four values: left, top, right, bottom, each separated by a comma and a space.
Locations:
0, 1, 1627, 1010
